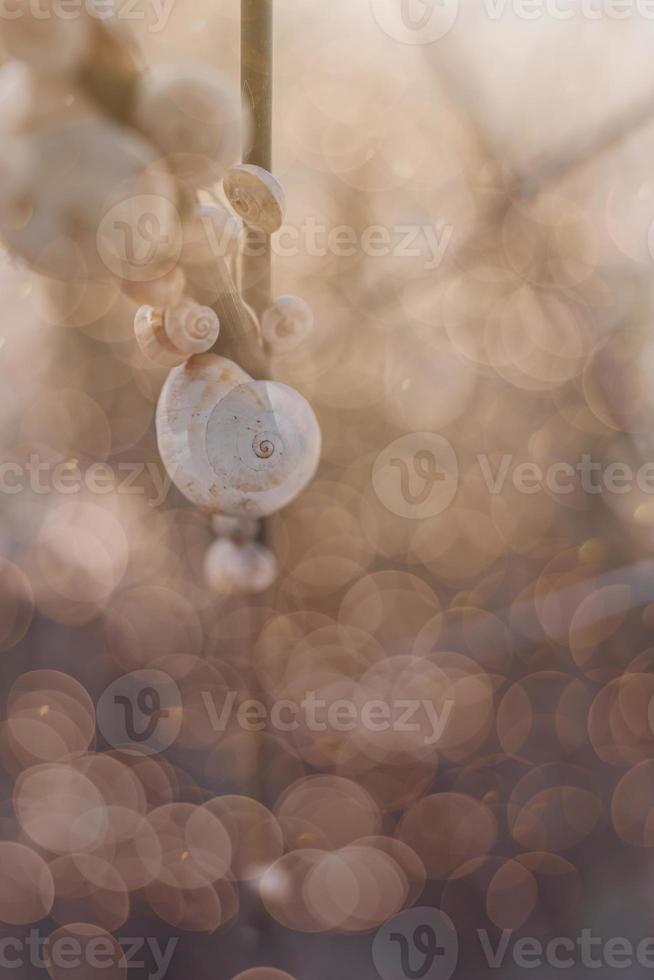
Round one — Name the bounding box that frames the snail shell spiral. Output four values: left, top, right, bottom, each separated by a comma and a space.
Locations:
156, 354, 321, 517
166, 298, 220, 351
223, 165, 286, 235
134, 298, 220, 367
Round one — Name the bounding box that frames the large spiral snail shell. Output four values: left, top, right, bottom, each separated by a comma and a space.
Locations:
223, 165, 286, 235
134, 298, 220, 367
156, 354, 321, 517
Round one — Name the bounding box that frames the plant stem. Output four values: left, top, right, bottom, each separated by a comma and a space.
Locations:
241, 0, 273, 315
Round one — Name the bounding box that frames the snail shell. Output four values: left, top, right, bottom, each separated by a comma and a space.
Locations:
204, 538, 277, 596
1, 1, 92, 76
134, 298, 220, 367
223, 165, 286, 235
132, 65, 245, 189
180, 204, 243, 267
262, 296, 315, 354
211, 514, 259, 542
0, 118, 180, 282
156, 354, 321, 517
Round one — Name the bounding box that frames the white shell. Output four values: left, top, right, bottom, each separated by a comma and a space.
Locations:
204, 538, 277, 596
121, 266, 186, 309
223, 165, 286, 234
262, 296, 314, 354
0, 118, 181, 282
156, 354, 321, 518
181, 204, 243, 267
211, 514, 259, 541
133, 65, 244, 189
134, 298, 220, 367
1, 4, 92, 76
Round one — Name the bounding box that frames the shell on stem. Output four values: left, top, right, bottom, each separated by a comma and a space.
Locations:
156, 354, 321, 518
134, 298, 220, 367
223, 164, 285, 235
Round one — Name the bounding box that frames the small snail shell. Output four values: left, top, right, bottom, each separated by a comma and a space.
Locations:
121, 266, 186, 309
156, 354, 321, 518
262, 296, 314, 354
204, 538, 277, 596
132, 65, 245, 189
134, 298, 220, 367
0, 118, 180, 282
211, 514, 259, 542
1, 1, 92, 77
223, 165, 286, 234
181, 204, 243, 267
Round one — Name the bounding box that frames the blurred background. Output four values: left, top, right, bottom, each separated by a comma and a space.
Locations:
4, 1, 654, 978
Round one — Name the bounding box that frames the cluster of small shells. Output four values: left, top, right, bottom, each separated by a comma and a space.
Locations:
2, 4, 654, 979
0, 0, 321, 599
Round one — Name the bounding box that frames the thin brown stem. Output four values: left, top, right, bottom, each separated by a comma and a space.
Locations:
241, 0, 274, 316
